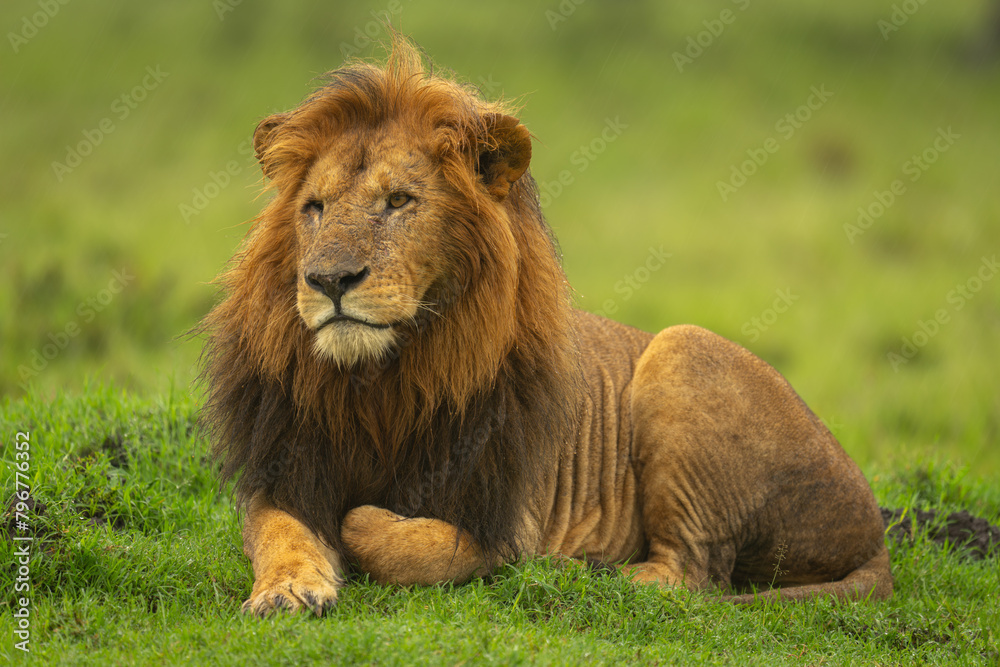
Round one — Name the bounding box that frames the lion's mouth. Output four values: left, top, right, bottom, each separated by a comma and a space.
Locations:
317, 313, 392, 331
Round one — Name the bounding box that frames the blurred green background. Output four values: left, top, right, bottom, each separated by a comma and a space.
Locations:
2, 1, 998, 475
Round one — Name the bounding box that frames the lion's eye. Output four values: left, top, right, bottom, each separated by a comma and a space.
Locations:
387, 193, 410, 209
303, 199, 324, 216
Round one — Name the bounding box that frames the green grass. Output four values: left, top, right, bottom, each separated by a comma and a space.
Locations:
1, 389, 998, 665
1, 0, 998, 477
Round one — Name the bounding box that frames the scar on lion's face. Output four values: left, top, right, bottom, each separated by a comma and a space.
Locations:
293, 123, 452, 366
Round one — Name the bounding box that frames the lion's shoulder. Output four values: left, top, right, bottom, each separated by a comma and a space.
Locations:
573, 309, 654, 370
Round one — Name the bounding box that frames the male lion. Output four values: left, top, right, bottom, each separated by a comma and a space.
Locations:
200, 36, 892, 615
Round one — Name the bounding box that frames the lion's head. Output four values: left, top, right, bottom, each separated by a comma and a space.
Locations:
199, 36, 580, 558
257, 82, 533, 369
289, 121, 450, 367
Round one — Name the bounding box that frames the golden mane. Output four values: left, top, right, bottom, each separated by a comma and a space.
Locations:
199, 35, 581, 559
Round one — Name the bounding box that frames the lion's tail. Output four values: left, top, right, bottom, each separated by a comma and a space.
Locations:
720, 546, 894, 605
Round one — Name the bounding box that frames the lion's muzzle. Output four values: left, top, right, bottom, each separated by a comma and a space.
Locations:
305, 266, 370, 310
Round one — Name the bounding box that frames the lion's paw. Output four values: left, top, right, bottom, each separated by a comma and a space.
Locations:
342, 505, 429, 583
241, 569, 341, 617
341, 504, 405, 552
341, 505, 486, 585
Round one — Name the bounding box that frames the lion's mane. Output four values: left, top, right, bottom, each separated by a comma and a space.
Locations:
199, 38, 580, 560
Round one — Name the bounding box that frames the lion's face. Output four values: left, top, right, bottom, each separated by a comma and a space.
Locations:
293, 123, 453, 365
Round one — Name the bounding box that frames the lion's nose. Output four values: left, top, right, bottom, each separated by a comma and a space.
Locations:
305, 267, 370, 305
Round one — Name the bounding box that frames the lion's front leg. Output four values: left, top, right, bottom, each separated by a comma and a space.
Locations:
241, 494, 344, 616
341, 505, 492, 585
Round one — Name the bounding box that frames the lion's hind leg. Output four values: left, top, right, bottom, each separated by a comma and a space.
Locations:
722, 545, 893, 604
341, 505, 491, 585
615, 498, 739, 595
618, 551, 723, 593
626, 325, 892, 603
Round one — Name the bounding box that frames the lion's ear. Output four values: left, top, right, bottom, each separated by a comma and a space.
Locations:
477, 114, 532, 201
253, 113, 289, 180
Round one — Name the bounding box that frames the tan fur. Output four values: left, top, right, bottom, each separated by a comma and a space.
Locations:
206, 35, 892, 616
241, 495, 343, 614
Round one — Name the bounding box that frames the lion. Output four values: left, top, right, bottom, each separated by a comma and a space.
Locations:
199, 35, 892, 615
